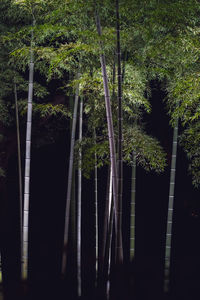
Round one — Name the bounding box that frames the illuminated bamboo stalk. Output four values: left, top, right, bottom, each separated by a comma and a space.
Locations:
106, 168, 114, 300
62, 72, 80, 274
116, 0, 123, 264
130, 154, 136, 260
164, 119, 178, 293
77, 97, 83, 297
100, 167, 111, 273
95, 9, 123, 263
94, 130, 98, 284
14, 81, 23, 276
22, 17, 35, 279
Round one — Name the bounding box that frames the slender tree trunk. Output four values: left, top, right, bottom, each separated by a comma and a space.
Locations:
22, 17, 35, 279
77, 97, 83, 297
102, 167, 114, 300
97, 167, 110, 299
164, 119, 178, 293
116, 0, 123, 263
95, 8, 122, 264
106, 170, 114, 300
62, 71, 80, 275
14, 81, 23, 278
94, 130, 98, 285
99, 167, 111, 274
130, 154, 136, 261
70, 92, 77, 259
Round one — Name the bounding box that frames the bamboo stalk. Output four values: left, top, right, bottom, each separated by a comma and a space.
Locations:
100, 167, 111, 274
164, 119, 178, 293
106, 168, 114, 300
77, 97, 83, 297
69, 94, 77, 268
130, 154, 136, 260
62, 71, 80, 275
14, 81, 23, 277
116, 0, 123, 263
94, 130, 98, 285
95, 9, 123, 264
22, 16, 35, 279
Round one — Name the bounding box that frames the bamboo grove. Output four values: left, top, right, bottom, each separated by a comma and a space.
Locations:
1, 0, 200, 299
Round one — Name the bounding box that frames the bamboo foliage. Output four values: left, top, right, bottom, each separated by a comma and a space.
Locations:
22, 16, 35, 279
77, 97, 83, 297
164, 119, 178, 293
62, 71, 80, 275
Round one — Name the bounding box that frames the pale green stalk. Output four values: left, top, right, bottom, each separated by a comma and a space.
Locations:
164, 119, 178, 293
95, 9, 122, 263
62, 71, 80, 274
14, 81, 23, 277
116, 0, 123, 264
106, 168, 113, 300
69, 94, 76, 264
22, 16, 35, 279
130, 154, 136, 260
77, 97, 83, 297
94, 130, 98, 285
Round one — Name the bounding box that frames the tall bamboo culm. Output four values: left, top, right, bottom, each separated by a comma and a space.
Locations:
62, 72, 80, 275
94, 130, 98, 284
77, 97, 83, 297
106, 168, 114, 300
14, 81, 23, 276
95, 9, 122, 264
22, 17, 35, 279
116, 0, 123, 264
164, 119, 178, 293
130, 154, 136, 261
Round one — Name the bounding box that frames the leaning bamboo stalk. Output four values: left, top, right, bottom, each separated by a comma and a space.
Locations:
106, 168, 114, 300
164, 119, 178, 293
14, 81, 23, 276
130, 154, 136, 261
100, 167, 111, 274
62, 72, 80, 274
77, 97, 83, 297
22, 17, 35, 279
95, 9, 122, 263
